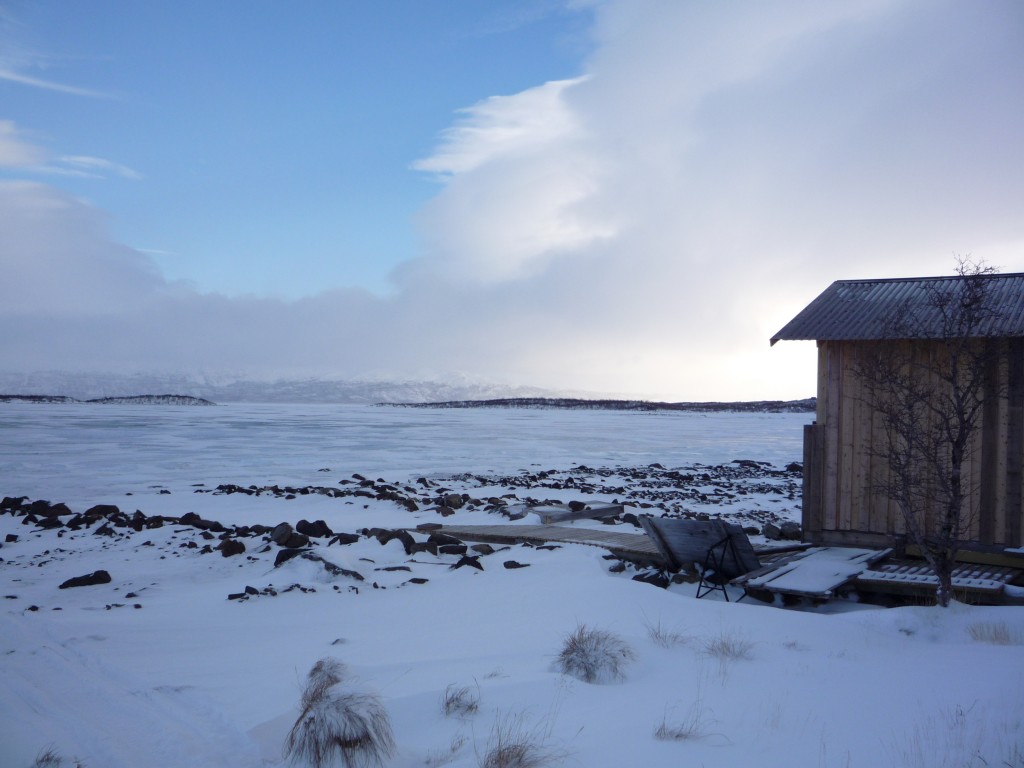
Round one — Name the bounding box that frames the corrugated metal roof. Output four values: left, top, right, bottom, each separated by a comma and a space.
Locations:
771, 273, 1024, 344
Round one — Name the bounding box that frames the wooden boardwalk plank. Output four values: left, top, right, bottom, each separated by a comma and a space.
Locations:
412, 523, 665, 565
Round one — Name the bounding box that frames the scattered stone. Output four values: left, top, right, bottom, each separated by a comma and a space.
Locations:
451, 555, 483, 571
503, 560, 530, 569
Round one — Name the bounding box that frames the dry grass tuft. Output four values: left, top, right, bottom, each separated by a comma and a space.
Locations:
425, 734, 468, 767
967, 621, 1024, 646
556, 624, 636, 684
441, 683, 480, 718
286, 657, 395, 768
702, 632, 754, 662
30, 748, 85, 768
644, 619, 690, 648
479, 712, 563, 768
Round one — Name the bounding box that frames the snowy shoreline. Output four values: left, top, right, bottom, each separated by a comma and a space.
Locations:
2, 406, 1021, 768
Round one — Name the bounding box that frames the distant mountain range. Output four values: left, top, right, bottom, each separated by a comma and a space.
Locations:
0, 394, 215, 406
0, 372, 813, 410
0, 372, 569, 404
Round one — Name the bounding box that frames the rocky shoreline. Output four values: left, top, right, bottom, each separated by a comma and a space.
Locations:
0, 459, 803, 609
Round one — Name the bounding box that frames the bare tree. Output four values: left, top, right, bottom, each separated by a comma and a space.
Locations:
855, 258, 1004, 606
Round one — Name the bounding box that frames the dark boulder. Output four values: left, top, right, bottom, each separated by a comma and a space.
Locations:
427, 532, 464, 547
274, 548, 305, 567
284, 532, 310, 549
632, 571, 670, 589
218, 539, 246, 557
296, 519, 333, 538
59, 570, 112, 589
779, 521, 803, 541
450, 555, 483, 571
270, 522, 294, 545
84, 504, 120, 519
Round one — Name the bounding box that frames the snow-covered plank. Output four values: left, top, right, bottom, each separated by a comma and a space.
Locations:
737, 546, 890, 598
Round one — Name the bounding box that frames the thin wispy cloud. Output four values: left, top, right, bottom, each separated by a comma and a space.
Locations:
44, 155, 142, 180
0, 67, 110, 98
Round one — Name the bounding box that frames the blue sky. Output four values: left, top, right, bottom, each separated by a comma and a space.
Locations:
1, 0, 589, 297
2, 0, 1023, 400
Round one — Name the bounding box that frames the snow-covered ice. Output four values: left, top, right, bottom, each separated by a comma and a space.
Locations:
1, 403, 1021, 767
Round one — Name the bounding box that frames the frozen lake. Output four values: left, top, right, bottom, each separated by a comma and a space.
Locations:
0, 402, 807, 502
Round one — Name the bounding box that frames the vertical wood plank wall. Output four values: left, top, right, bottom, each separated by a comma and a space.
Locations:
803, 338, 1024, 549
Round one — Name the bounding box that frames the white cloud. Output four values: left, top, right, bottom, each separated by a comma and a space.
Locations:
2, 0, 1023, 400
0, 120, 46, 167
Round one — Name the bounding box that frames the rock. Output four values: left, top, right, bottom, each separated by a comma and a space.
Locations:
451, 555, 483, 571
84, 504, 120, 518
5, 534, 17, 543
274, 548, 305, 567
179, 512, 225, 532
438, 544, 468, 556
568, 500, 586, 512
59, 570, 112, 589
218, 539, 246, 557
1, 496, 27, 512
299, 552, 365, 581
442, 493, 465, 509
373, 528, 415, 554
785, 462, 803, 473
270, 522, 294, 545
296, 519, 333, 538
428, 532, 464, 546
763, 523, 782, 540
283, 531, 310, 549
632, 571, 670, 589
471, 543, 496, 555
503, 560, 530, 569
328, 533, 360, 546
779, 521, 803, 540
732, 459, 763, 469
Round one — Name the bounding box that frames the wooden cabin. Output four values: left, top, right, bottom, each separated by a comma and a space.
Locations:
771, 273, 1024, 554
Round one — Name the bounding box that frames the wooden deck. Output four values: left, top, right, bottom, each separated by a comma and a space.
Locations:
413, 523, 666, 566
856, 560, 1023, 601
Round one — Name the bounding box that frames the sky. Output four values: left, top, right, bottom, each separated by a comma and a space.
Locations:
1, 0, 1023, 401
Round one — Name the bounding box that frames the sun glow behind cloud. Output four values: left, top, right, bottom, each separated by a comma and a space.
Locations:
1, 0, 1022, 400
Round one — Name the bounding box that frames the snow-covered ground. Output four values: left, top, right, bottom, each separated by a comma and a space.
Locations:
1, 404, 1021, 768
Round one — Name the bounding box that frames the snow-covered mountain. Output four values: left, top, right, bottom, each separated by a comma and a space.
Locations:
0, 371, 573, 404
